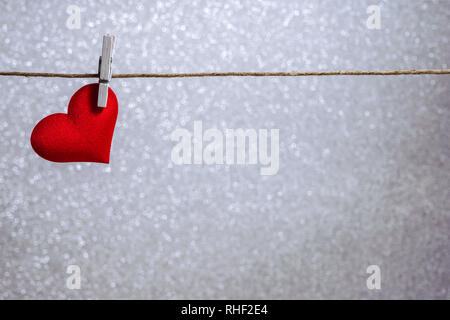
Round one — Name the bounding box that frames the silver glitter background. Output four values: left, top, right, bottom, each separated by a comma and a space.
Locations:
0, 0, 449, 299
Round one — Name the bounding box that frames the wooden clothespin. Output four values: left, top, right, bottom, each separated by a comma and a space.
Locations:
97, 34, 115, 107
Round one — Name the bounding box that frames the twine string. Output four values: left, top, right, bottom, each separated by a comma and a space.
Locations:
0, 69, 449, 78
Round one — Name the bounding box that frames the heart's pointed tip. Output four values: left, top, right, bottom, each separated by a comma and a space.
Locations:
99, 152, 111, 164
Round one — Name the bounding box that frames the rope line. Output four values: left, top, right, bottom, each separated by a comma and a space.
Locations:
0, 69, 449, 78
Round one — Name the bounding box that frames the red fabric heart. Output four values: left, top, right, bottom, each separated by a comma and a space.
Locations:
30, 83, 118, 163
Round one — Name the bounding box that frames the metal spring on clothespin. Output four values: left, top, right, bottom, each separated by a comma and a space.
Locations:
97, 34, 115, 107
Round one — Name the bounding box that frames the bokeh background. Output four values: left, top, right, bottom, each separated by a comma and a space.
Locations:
0, 0, 449, 299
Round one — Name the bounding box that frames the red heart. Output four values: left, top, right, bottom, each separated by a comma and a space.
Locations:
30, 83, 118, 163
